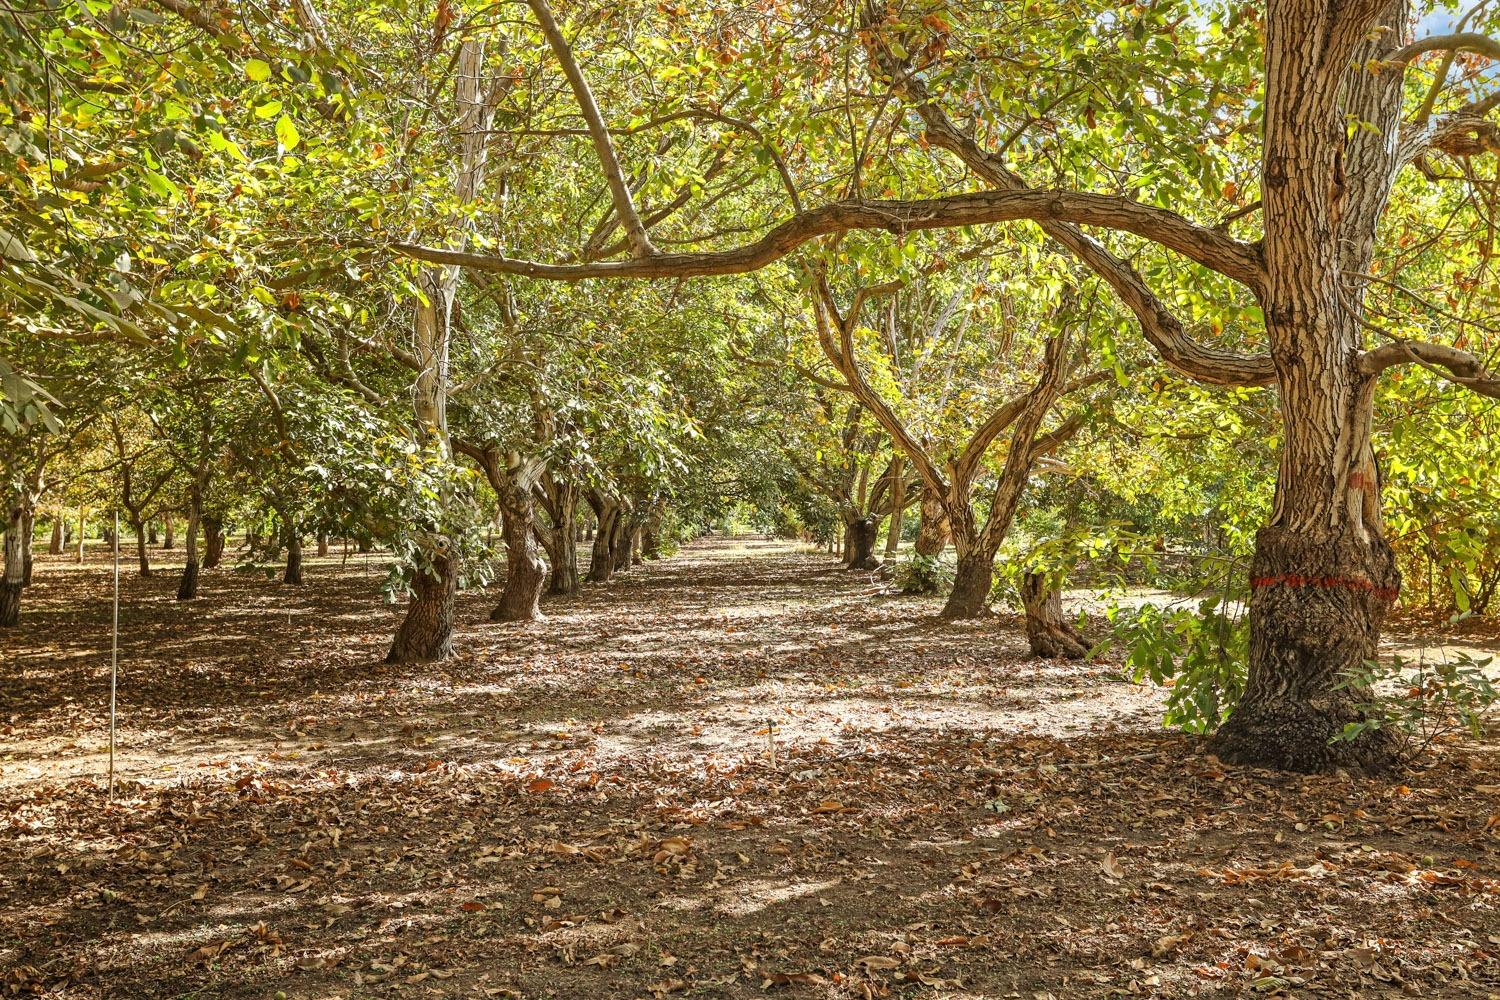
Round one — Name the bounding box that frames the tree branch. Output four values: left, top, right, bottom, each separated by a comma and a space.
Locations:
1359, 339, 1500, 397
526, 0, 656, 257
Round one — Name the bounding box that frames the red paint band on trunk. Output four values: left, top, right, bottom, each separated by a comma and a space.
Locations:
1251, 573, 1399, 601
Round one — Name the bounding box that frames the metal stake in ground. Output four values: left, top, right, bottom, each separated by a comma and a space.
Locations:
108, 510, 119, 800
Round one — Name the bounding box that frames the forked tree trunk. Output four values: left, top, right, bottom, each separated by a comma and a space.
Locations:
1021, 572, 1089, 659
492, 489, 547, 622
386, 549, 457, 663
202, 517, 225, 570
1209, 0, 1410, 773
845, 516, 881, 571
131, 517, 152, 576
282, 522, 303, 585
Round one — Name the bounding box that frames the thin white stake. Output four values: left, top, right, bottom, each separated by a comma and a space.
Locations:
108, 510, 119, 800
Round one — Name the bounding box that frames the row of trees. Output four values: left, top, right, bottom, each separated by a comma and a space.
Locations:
6, 0, 1500, 772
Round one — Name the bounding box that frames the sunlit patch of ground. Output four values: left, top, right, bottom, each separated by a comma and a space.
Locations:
1, 537, 1497, 998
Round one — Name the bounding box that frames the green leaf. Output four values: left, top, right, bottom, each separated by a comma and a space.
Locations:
245, 58, 272, 82
275, 115, 301, 151
254, 100, 284, 120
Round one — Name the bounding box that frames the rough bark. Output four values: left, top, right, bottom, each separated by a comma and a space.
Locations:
942, 550, 993, 619
914, 488, 948, 558
147, 522, 159, 545
162, 513, 175, 549
386, 548, 457, 663
1209, 0, 1412, 773
20, 506, 34, 586
545, 479, 580, 596
845, 515, 881, 570
49, 517, 63, 555
492, 486, 547, 622
1021, 572, 1090, 659
588, 502, 618, 583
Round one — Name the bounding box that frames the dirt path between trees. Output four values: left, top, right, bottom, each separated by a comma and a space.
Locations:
2, 537, 1497, 998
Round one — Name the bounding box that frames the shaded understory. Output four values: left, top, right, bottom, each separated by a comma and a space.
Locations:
1, 538, 1497, 999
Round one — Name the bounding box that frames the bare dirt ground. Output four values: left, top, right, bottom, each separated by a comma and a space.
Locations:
2, 537, 1497, 999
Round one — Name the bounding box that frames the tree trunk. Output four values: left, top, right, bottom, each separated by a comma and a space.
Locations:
588, 504, 617, 583
885, 459, 906, 560
386, 549, 457, 663
1021, 572, 1089, 659
0, 496, 26, 626
630, 525, 643, 566
942, 551, 993, 619
611, 515, 634, 573
132, 517, 152, 576
202, 517, 224, 570
317, 530, 330, 557
148, 522, 159, 545
162, 513, 175, 550
20, 505, 34, 586
76, 508, 85, 563
492, 488, 547, 622
548, 483, 580, 596
176, 490, 201, 601
1209, 1, 1410, 773
49, 517, 63, 555
915, 488, 949, 557
845, 515, 881, 570
282, 521, 303, 585
358, 535, 373, 554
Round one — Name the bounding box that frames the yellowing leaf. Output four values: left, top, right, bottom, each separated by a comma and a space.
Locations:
245, 58, 272, 82
275, 115, 301, 151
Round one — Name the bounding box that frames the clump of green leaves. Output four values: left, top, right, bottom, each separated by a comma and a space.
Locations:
1097, 597, 1249, 734
1333, 653, 1498, 760
893, 552, 954, 595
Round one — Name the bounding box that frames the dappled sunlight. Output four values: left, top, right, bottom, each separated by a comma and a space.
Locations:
3, 539, 1497, 998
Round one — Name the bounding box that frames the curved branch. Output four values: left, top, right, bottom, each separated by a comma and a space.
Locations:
390, 188, 1263, 288
1359, 339, 1500, 397
1389, 32, 1500, 67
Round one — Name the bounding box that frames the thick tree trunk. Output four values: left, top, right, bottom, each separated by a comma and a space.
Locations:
588, 504, 617, 583
492, 489, 547, 622
131, 517, 152, 576
202, 517, 225, 570
0, 497, 25, 627
282, 522, 303, 585
48, 517, 63, 555
176, 491, 201, 601
548, 483, 580, 596
1211, 527, 1400, 771
1209, 0, 1410, 773
942, 550, 993, 619
1021, 572, 1089, 659
611, 516, 634, 573
162, 513, 175, 550
845, 515, 881, 571
386, 549, 457, 663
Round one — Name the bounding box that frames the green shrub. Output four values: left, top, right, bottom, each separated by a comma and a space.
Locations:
893, 553, 954, 595
1333, 651, 1498, 760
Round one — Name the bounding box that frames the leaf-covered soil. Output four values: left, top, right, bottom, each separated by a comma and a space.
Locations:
2, 537, 1498, 999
